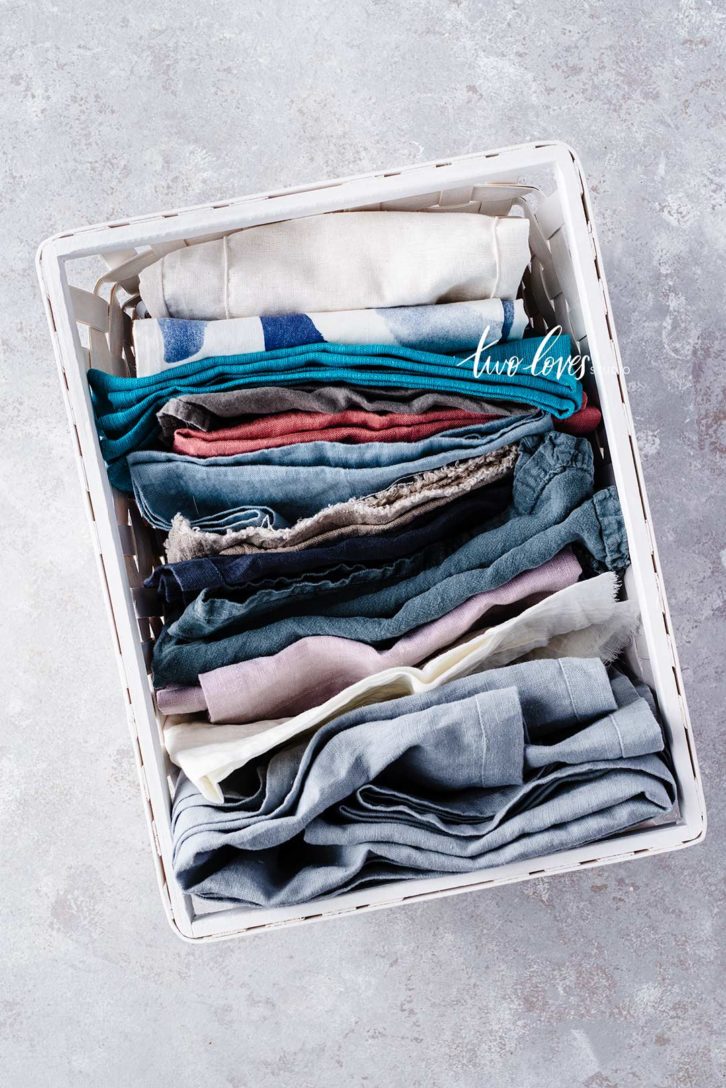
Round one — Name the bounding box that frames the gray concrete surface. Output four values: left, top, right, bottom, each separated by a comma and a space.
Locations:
1, 2, 724, 1085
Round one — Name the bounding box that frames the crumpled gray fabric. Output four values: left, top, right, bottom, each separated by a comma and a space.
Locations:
171, 659, 675, 907
157, 385, 519, 441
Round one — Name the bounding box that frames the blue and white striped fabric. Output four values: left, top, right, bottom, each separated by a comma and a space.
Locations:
133, 299, 528, 375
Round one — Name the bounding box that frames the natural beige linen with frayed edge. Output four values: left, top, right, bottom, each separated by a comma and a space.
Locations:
165, 443, 517, 562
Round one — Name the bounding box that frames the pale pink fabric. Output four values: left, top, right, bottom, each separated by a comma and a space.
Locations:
156, 550, 582, 724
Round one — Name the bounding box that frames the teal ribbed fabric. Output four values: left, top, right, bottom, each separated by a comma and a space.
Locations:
87, 337, 581, 491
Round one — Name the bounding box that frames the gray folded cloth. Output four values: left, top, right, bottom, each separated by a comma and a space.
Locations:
171, 659, 674, 907
156, 386, 519, 441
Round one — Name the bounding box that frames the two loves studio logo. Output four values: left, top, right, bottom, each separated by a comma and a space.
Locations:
457, 325, 594, 381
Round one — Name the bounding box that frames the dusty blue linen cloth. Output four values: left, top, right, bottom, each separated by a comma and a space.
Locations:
87, 336, 581, 491
145, 478, 513, 610
171, 660, 674, 906
151, 432, 629, 687
129, 411, 548, 533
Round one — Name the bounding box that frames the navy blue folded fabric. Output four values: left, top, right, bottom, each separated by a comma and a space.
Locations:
145, 477, 514, 610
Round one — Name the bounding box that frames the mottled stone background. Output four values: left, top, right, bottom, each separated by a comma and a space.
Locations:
1, 2, 724, 1085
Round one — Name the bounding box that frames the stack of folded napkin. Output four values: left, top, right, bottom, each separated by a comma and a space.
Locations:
85, 208, 669, 909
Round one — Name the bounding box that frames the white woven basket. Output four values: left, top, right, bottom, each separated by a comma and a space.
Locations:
37, 142, 706, 942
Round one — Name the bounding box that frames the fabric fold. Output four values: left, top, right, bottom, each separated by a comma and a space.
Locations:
87, 335, 580, 490
162, 574, 640, 800
138, 211, 531, 319
164, 445, 518, 562
147, 477, 515, 610
171, 408, 500, 457
156, 386, 519, 441
150, 433, 630, 687
156, 550, 582, 722
129, 412, 548, 533
169, 661, 673, 906
156, 385, 600, 444
133, 298, 529, 373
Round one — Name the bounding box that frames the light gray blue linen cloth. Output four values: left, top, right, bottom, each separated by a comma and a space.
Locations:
129, 410, 550, 532
171, 659, 675, 906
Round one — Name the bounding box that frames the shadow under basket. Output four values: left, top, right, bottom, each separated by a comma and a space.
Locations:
37, 141, 706, 942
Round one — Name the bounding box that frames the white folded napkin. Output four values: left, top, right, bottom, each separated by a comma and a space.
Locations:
139, 211, 530, 320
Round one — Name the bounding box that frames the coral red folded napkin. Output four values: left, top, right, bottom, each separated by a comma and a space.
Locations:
556, 392, 601, 437
171, 408, 497, 456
